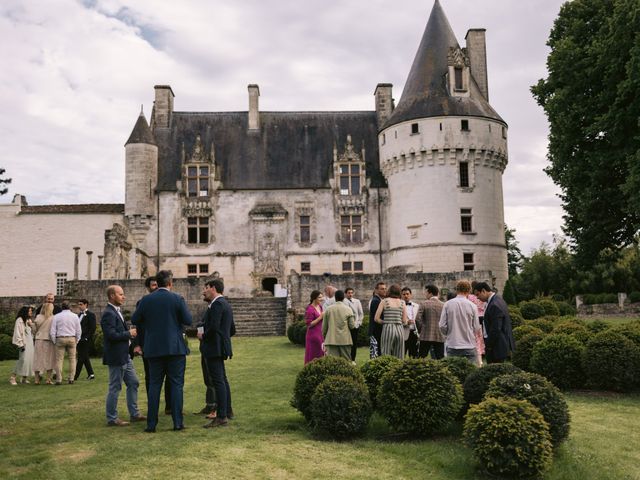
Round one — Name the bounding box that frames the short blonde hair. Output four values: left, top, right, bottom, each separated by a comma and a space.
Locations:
455, 280, 471, 294
41, 302, 54, 318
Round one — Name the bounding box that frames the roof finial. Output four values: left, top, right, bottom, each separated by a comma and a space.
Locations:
140, 104, 144, 116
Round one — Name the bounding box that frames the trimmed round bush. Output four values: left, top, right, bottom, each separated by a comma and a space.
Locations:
377, 359, 463, 435
360, 355, 402, 407
525, 318, 556, 334
291, 356, 363, 421
0, 315, 15, 336
552, 321, 592, 345
463, 363, 522, 405
508, 306, 524, 328
513, 324, 545, 343
609, 321, 640, 348
485, 371, 570, 446
0, 333, 19, 361
628, 291, 640, 303
287, 320, 307, 346
556, 301, 577, 316
583, 330, 640, 391
538, 298, 560, 317
586, 320, 609, 335
519, 301, 545, 320
512, 333, 546, 372
440, 355, 478, 386
91, 328, 104, 357
310, 375, 372, 439
464, 397, 553, 478
357, 318, 370, 347
530, 334, 585, 389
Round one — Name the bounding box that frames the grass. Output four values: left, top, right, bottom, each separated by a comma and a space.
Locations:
0, 337, 639, 479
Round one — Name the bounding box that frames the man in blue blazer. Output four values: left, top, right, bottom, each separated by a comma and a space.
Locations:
200, 278, 235, 428
473, 282, 516, 364
101, 285, 145, 427
132, 270, 192, 432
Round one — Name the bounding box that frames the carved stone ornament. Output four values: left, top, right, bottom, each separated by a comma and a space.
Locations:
447, 47, 470, 67
103, 223, 132, 279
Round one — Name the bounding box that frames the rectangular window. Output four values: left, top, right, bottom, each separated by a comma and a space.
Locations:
381, 133, 386, 145
454, 67, 463, 90
187, 217, 209, 244
411, 123, 419, 134
55, 273, 67, 296
342, 261, 363, 273
460, 208, 473, 233
502, 126, 507, 139
299, 215, 311, 243
461, 119, 470, 131
459, 161, 469, 188
300, 262, 311, 273
463, 253, 474, 271
185, 165, 209, 197
353, 261, 363, 272
341, 215, 362, 243
187, 264, 209, 277
342, 261, 352, 272
339, 164, 361, 195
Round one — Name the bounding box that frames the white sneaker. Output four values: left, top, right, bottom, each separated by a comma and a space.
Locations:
9, 377, 17, 386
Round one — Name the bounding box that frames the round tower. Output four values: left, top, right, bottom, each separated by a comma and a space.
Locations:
124, 110, 158, 242
379, 0, 508, 290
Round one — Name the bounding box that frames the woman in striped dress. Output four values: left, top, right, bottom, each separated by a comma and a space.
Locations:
374, 284, 407, 359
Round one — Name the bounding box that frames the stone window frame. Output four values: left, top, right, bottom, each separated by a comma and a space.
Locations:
55, 272, 67, 296
187, 216, 210, 245
447, 47, 471, 96
463, 252, 475, 271
340, 214, 363, 244
184, 164, 210, 198
460, 208, 474, 234
342, 260, 364, 273
300, 262, 311, 273
294, 204, 317, 247
187, 263, 209, 277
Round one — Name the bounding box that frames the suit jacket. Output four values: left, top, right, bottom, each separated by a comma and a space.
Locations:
200, 296, 235, 360
322, 302, 355, 346
368, 295, 383, 338
79, 310, 96, 342
402, 301, 420, 340
416, 297, 445, 343
344, 298, 364, 328
483, 294, 516, 360
131, 288, 193, 358
101, 304, 133, 366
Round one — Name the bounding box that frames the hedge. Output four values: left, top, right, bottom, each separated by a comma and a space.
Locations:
530, 334, 585, 389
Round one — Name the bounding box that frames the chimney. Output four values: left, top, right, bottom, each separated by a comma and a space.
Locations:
153, 85, 175, 129
248, 84, 260, 131
374, 83, 394, 127
465, 29, 488, 100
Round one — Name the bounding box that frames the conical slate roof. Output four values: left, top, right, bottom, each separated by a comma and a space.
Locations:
383, 0, 504, 129
125, 112, 156, 146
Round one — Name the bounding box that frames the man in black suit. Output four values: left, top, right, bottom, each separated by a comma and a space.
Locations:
74, 299, 96, 381
473, 282, 516, 364
200, 279, 235, 428
132, 270, 192, 432
35, 292, 62, 316
101, 285, 145, 427
368, 281, 386, 358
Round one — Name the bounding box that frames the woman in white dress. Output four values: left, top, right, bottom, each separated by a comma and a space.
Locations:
10, 306, 35, 385
32, 303, 56, 384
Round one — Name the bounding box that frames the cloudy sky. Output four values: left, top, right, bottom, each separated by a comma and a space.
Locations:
1, 0, 566, 255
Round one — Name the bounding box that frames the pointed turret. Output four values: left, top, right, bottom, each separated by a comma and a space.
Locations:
125, 110, 156, 146
383, 0, 502, 129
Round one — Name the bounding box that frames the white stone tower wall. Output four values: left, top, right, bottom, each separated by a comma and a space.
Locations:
124, 143, 158, 220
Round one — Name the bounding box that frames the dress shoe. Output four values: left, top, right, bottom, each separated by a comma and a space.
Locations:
130, 415, 147, 423
55, 381, 62, 385
173, 425, 186, 431
144, 427, 156, 433
68, 380, 74, 384
203, 418, 228, 428
88, 374, 95, 380
107, 419, 130, 427
164, 408, 172, 415
194, 406, 214, 415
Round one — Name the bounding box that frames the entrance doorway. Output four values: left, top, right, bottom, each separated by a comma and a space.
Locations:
261, 277, 278, 295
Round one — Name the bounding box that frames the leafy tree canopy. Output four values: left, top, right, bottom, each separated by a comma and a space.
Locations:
0, 167, 10, 196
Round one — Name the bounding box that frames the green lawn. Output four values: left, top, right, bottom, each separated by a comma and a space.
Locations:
1, 337, 639, 479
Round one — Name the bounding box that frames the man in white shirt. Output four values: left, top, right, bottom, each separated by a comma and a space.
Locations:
344, 287, 364, 362
401, 287, 420, 358
439, 280, 481, 363
50, 302, 82, 384
323, 285, 337, 308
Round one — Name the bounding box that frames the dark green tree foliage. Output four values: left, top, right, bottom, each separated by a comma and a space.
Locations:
485, 371, 571, 446
0, 167, 10, 196
532, 0, 640, 265
505, 225, 524, 276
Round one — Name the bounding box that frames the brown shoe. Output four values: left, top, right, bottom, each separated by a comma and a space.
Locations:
130, 415, 147, 423
107, 419, 130, 427
203, 418, 228, 428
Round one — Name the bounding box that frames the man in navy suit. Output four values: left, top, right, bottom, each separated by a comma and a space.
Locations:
473, 282, 516, 364
101, 285, 145, 427
200, 279, 235, 428
132, 270, 192, 432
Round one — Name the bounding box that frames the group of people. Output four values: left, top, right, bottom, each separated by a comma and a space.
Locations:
303, 279, 515, 366
10, 294, 96, 385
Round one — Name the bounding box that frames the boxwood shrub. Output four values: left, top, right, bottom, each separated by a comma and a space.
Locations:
508, 306, 524, 328
628, 291, 640, 303
530, 334, 585, 389
552, 321, 592, 345
586, 320, 609, 335
291, 356, 363, 422
91, 328, 104, 357
485, 371, 570, 446
463, 363, 522, 405
377, 359, 462, 435
525, 318, 556, 334
519, 300, 545, 320
513, 324, 545, 343
440, 355, 477, 386
538, 298, 560, 316
357, 317, 370, 347
556, 301, 577, 316
360, 355, 402, 407
0, 333, 19, 361
464, 397, 553, 478
310, 375, 372, 439
583, 330, 640, 391
512, 333, 546, 372
287, 320, 307, 346
609, 321, 640, 348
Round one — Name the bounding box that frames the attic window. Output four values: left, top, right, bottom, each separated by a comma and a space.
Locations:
339, 164, 361, 195
185, 165, 209, 197
461, 120, 470, 131
454, 67, 464, 90
411, 123, 419, 135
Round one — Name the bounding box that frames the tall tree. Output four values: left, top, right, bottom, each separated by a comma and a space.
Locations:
0, 167, 10, 196
531, 0, 640, 266
505, 225, 524, 276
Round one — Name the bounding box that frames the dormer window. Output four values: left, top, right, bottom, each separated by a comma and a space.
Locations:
447, 47, 470, 96
185, 165, 209, 197
454, 67, 463, 90
340, 164, 361, 195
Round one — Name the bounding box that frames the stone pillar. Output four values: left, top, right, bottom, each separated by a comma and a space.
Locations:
73, 247, 80, 280
98, 255, 104, 280
86, 251, 93, 280
248, 84, 260, 131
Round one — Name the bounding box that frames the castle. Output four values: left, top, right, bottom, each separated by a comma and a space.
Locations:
0, 0, 508, 299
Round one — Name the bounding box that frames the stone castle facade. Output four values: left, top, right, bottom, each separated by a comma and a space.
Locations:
0, 1, 508, 299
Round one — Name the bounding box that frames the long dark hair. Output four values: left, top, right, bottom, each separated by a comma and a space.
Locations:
309, 290, 322, 305
16, 306, 32, 323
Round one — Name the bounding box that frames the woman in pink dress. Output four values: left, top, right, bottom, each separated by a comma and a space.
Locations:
469, 282, 486, 367
304, 290, 325, 364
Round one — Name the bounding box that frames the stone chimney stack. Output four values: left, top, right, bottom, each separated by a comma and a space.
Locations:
465, 29, 489, 100
153, 85, 175, 129
374, 83, 394, 127
248, 84, 260, 131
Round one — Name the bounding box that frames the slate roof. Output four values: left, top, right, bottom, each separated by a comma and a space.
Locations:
21, 204, 124, 214
383, 0, 504, 129
154, 110, 384, 192
125, 113, 156, 146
